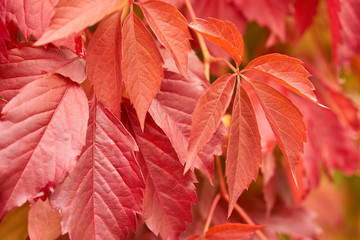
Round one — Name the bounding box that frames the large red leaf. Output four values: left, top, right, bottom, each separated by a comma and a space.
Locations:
0, 46, 86, 107
250, 80, 306, 177
28, 199, 61, 240
233, 0, 290, 43
1, 0, 57, 40
204, 223, 264, 240
123, 102, 197, 240
35, 0, 121, 45
186, 74, 235, 172
226, 84, 261, 214
294, 0, 319, 36
189, 18, 244, 65
122, 12, 164, 130
86, 10, 122, 118
139, 0, 191, 78
0, 75, 88, 220
50, 99, 144, 240
0, 19, 9, 62
242, 53, 317, 104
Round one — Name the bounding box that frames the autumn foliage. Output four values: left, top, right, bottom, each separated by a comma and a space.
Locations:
0, 0, 360, 239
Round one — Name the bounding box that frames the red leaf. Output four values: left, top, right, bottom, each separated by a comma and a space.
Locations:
294, 0, 319, 36
250, 80, 306, 177
292, 96, 360, 190
186, 74, 235, 172
0, 19, 9, 62
204, 223, 264, 240
139, 0, 191, 78
35, 0, 121, 45
149, 50, 224, 182
123, 101, 197, 240
122, 12, 164, 130
0, 75, 88, 220
86, 10, 122, 118
0, 46, 86, 107
50, 99, 144, 240
226, 85, 261, 215
189, 18, 244, 65
326, 0, 341, 64
1, 0, 56, 40
242, 53, 317, 104
28, 199, 61, 240
233, 0, 290, 43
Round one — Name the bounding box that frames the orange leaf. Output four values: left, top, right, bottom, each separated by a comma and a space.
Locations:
121, 12, 164, 130
204, 223, 265, 240
189, 18, 244, 65
140, 0, 191, 78
86, 10, 122, 118
242, 53, 318, 103
251, 80, 306, 178
226, 84, 262, 215
186, 74, 235, 172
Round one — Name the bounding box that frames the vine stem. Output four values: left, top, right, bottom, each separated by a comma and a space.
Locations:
215, 156, 268, 240
203, 193, 221, 233
210, 57, 238, 74
184, 0, 211, 80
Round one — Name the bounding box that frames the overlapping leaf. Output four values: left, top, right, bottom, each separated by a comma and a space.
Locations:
35, 0, 122, 45
0, 75, 89, 220
28, 199, 61, 240
122, 12, 164, 130
242, 53, 317, 103
251, 80, 306, 176
139, 0, 191, 78
186, 74, 235, 172
0, 46, 86, 109
0, 20, 9, 62
189, 18, 244, 65
124, 102, 197, 240
50, 99, 144, 240
226, 84, 262, 214
86, 10, 122, 118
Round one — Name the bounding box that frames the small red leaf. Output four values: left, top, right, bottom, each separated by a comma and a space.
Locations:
140, 0, 191, 78
294, 0, 319, 36
242, 53, 317, 103
189, 18, 244, 65
186, 74, 235, 172
251, 80, 306, 177
0, 75, 89, 220
50, 99, 145, 240
35, 0, 121, 45
204, 223, 265, 240
86, 10, 122, 118
123, 101, 197, 240
0, 46, 86, 107
122, 12, 164, 130
28, 199, 61, 240
226, 85, 262, 215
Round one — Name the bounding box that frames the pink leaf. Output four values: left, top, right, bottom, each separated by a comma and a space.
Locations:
189, 18, 244, 65
50, 99, 145, 240
326, 0, 341, 64
86, 10, 122, 118
226, 84, 262, 215
242, 53, 317, 104
186, 74, 235, 172
139, 0, 191, 78
123, 101, 197, 240
35, 0, 121, 45
0, 46, 86, 108
0, 75, 89, 220
28, 199, 61, 240
250, 80, 306, 177
122, 12, 164, 130
204, 223, 264, 240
